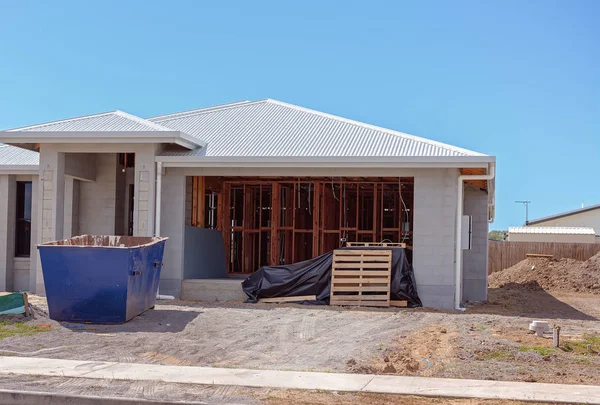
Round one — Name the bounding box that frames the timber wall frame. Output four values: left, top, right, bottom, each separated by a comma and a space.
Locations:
189, 176, 414, 274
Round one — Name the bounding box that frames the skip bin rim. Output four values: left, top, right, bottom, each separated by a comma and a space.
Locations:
37, 235, 169, 250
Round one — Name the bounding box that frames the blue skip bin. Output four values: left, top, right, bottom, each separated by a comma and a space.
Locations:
38, 235, 168, 324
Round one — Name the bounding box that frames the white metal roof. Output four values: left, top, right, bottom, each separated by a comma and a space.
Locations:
0, 144, 39, 172
7, 110, 175, 132
508, 226, 596, 235
151, 99, 489, 159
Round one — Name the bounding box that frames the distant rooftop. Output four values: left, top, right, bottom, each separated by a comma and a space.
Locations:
508, 226, 596, 235
528, 204, 600, 225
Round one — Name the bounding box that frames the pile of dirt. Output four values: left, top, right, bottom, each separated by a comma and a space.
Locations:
489, 252, 600, 294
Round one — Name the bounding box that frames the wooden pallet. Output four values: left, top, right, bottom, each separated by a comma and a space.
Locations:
259, 295, 316, 303
345, 242, 406, 248
330, 249, 392, 307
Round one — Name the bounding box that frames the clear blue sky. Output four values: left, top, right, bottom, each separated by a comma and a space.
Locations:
1, 1, 598, 230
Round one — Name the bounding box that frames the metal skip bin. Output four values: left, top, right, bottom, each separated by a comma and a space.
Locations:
38, 235, 168, 324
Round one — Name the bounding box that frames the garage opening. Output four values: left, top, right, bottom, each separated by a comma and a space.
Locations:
187, 176, 414, 274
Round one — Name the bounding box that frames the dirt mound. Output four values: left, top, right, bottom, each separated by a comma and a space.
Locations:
489, 252, 600, 294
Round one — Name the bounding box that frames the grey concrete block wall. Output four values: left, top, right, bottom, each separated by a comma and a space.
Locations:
462, 186, 489, 302
0, 174, 16, 291
412, 168, 458, 309
159, 170, 186, 297
78, 154, 119, 235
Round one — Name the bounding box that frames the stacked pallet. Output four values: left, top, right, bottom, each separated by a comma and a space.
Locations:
330, 249, 392, 307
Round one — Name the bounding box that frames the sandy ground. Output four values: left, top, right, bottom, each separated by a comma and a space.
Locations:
1, 289, 599, 389
0, 374, 556, 405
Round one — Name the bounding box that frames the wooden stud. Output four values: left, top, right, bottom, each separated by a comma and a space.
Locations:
259, 295, 317, 303
390, 300, 408, 307
23, 293, 29, 317
198, 176, 205, 228
312, 182, 320, 258
191, 177, 198, 226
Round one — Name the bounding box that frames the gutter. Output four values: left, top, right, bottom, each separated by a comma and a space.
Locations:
454, 163, 495, 311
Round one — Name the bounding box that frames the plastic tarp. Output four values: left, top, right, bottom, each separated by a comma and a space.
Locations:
242, 247, 422, 307
0, 293, 26, 316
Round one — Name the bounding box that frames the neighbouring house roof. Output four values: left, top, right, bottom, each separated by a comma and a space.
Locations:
508, 226, 596, 235
528, 204, 600, 225
0, 144, 39, 172
151, 99, 490, 160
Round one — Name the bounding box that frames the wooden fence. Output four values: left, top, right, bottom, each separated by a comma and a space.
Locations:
488, 241, 600, 274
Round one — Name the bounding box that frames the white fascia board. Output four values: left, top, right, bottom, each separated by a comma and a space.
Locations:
157, 155, 495, 168
0, 131, 203, 150
0, 165, 39, 174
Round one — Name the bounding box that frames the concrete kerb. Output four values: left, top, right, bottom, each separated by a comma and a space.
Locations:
0, 357, 599, 404
0, 389, 206, 405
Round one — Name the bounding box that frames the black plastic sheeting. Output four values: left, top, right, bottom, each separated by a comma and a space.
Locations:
242, 247, 422, 308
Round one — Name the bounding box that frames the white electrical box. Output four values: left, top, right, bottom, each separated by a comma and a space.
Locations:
461, 215, 472, 250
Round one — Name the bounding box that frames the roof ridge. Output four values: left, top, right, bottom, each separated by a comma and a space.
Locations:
6, 110, 117, 132
263, 99, 486, 157
113, 110, 177, 132
149, 100, 252, 122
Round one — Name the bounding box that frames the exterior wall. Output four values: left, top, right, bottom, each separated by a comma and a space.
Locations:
0, 174, 16, 291
167, 167, 469, 309
31, 143, 159, 295
530, 209, 600, 236
0, 174, 36, 292
159, 169, 186, 297
412, 168, 458, 309
79, 154, 120, 235
462, 186, 489, 302
30, 176, 39, 293
12, 257, 29, 291
508, 233, 596, 244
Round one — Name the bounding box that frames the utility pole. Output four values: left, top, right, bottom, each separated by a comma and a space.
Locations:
515, 201, 531, 225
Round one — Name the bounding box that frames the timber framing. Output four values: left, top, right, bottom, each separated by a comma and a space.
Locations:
189, 176, 415, 274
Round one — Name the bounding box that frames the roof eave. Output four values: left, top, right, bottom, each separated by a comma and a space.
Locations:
0, 165, 39, 174
157, 155, 495, 168
0, 131, 203, 150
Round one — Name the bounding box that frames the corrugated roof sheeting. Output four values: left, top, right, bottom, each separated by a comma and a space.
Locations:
0, 145, 39, 166
9, 111, 173, 132
152, 99, 486, 158
508, 226, 596, 235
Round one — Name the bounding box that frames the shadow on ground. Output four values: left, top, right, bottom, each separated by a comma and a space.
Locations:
61, 309, 201, 334
465, 283, 597, 321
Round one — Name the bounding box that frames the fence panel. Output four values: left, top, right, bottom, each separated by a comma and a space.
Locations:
488, 241, 600, 274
